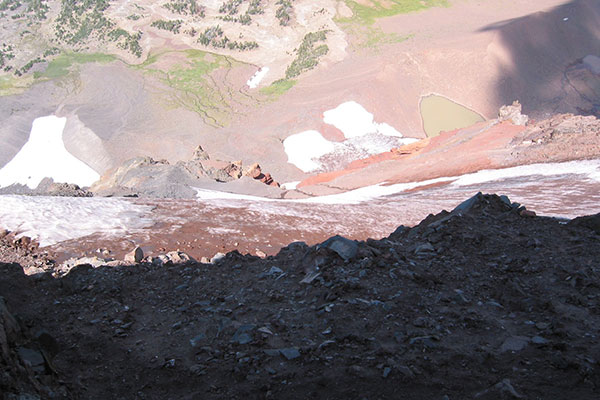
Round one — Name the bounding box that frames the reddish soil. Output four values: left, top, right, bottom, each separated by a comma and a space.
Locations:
318, 123, 346, 143
296, 112, 600, 195
297, 121, 526, 192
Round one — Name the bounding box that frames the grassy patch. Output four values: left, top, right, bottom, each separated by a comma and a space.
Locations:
36, 52, 115, 79
166, 50, 225, 89
138, 49, 243, 127
360, 28, 412, 49
0, 75, 18, 92
135, 52, 162, 69
341, 0, 448, 25
259, 79, 296, 97
0, 74, 33, 95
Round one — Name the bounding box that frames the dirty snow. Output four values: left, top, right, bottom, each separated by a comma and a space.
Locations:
283, 101, 417, 172
2, 159, 599, 248
196, 159, 600, 205
0, 195, 153, 247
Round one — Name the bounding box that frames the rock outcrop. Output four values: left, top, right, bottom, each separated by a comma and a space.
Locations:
0, 178, 93, 197
90, 145, 280, 198
498, 100, 529, 126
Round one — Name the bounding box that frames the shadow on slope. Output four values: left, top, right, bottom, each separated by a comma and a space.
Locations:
2, 193, 600, 399
480, 0, 600, 117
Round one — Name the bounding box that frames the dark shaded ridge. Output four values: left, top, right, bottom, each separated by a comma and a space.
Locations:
480, 0, 600, 118
1, 193, 600, 399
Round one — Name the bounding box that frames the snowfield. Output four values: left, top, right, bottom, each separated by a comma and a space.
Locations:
0, 116, 100, 189
283, 130, 336, 172
0, 159, 599, 249
0, 195, 153, 247
283, 101, 417, 173
196, 159, 600, 205
323, 101, 405, 139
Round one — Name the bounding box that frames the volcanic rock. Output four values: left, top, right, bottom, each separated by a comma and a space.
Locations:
90, 147, 282, 197
317, 235, 358, 261
191, 145, 210, 161
279, 347, 300, 360
244, 163, 262, 179
499, 101, 529, 126
568, 212, 600, 234
124, 246, 144, 264
500, 336, 530, 352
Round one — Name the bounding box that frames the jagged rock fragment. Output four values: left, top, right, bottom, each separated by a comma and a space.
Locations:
124, 246, 144, 263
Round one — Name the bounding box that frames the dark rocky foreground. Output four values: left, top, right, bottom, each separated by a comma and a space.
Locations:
1, 193, 600, 399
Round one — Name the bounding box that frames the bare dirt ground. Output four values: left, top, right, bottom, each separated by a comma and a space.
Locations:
2, 194, 600, 399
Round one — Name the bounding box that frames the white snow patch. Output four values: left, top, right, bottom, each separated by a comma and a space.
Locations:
451, 159, 600, 187
206, 227, 241, 235
323, 101, 404, 139
247, 67, 270, 88
281, 181, 300, 190
283, 101, 418, 173
0, 195, 153, 247
0, 116, 100, 189
282, 101, 417, 172
283, 130, 335, 172
195, 176, 454, 205
297, 177, 455, 205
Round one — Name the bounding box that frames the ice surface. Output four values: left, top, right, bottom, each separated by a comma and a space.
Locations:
281, 181, 300, 190
2, 159, 599, 249
196, 159, 600, 205
0, 195, 153, 247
